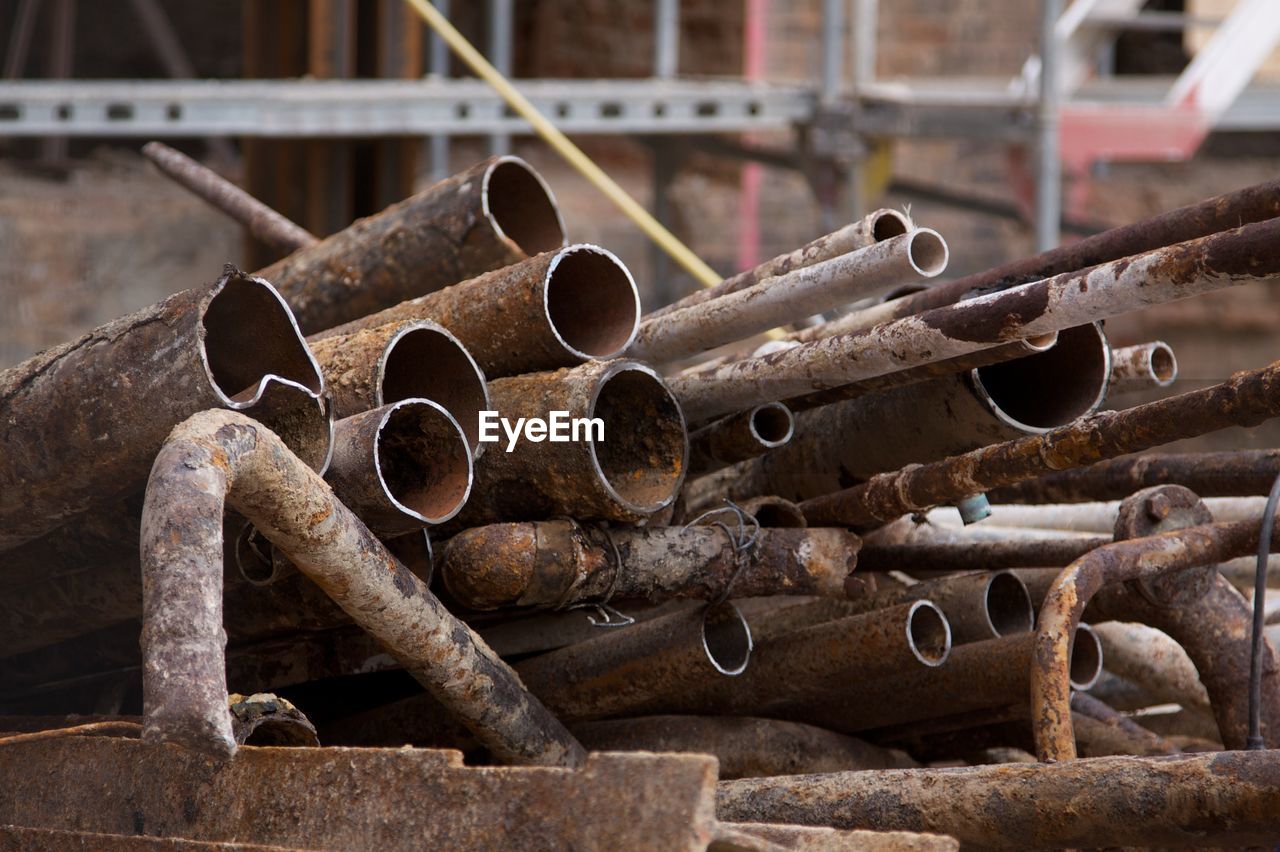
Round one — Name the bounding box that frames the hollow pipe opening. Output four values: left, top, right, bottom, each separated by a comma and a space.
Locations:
972, 322, 1111, 432
1070, 623, 1105, 691
743, 497, 807, 528
749, 403, 795, 449
201, 272, 323, 404
984, 571, 1035, 637
376, 399, 473, 526
871, 209, 911, 241
482, 156, 568, 256
906, 228, 949, 278
702, 601, 753, 676
378, 322, 490, 456
545, 245, 641, 360
589, 363, 688, 514
907, 600, 951, 667
1148, 342, 1178, 386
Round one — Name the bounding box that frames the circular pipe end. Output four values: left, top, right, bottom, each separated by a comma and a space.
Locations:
983, 571, 1035, 637
376, 399, 474, 526
906, 228, 949, 278
545, 245, 642, 361
702, 601, 753, 676
1069, 623, 1104, 691
1148, 342, 1178, 387
748, 402, 795, 450
907, 600, 952, 667
870, 208, 911, 241
482, 156, 568, 255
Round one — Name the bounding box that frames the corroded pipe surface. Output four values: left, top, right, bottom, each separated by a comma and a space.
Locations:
1090, 621, 1212, 718
257, 155, 567, 334
1109, 341, 1178, 393
140, 409, 584, 766
1070, 691, 1181, 757
670, 216, 1280, 421
0, 266, 323, 551
630, 229, 947, 363
312, 245, 639, 377
837, 571, 1033, 644
308, 319, 489, 453
801, 357, 1280, 527
716, 751, 1280, 850
646, 208, 911, 320
688, 403, 794, 476
857, 537, 1109, 572
440, 521, 858, 610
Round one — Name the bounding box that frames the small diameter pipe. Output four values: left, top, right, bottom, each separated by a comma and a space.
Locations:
1109, 341, 1178, 393
857, 537, 1109, 573
140, 409, 584, 766
309, 319, 489, 455
325, 399, 473, 536
669, 216, 1280, 422
646, 208, 911, 320
836, 570, 1034, 645
257, 155, 568, 334
439, 522, 859, 610
687, 403, 794, 476
629, 229, 947, 363
311, 245, 640, 378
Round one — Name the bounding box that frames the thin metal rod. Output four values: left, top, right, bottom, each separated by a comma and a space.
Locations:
487, 0, 512, 157
1036, 0, 1063, 251
2, 0, 41, 80
654, 0, 679, 79
1247, 472, 1280, 748
428, 0, 451, 181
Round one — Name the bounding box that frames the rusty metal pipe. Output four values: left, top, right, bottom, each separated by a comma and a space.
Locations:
142, 141, 318, 254
801, 357, 1280, 527
669, 216, 1280, 421
256, 155, 567, 334
857, 537, 1108, 572
988, 449, 1280, 504
570, 715, 917, 778
646, 208, 911, 321
629, 229, 948, 363
1090, 621, 1212, 719
325, 399, 473, 535
836, 570, 1033, 644
311, 245, 640, 377
968, 496, 1269, 534
735, 496, 807, 528
439, 521, 859, 610
1070, 691, 1182, 757
308, 319, 489, 454
514, 601, 755, 722
716, 751, 1280, 849
449, 360, 687, 527
687, 403, 794, 476
140, 409, 584, 765
1109, 340, 1178, 394
0, 266, 324, 551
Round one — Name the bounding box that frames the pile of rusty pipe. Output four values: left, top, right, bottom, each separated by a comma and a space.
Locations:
140, 409, 584, 766
570, 715, 917, 779
1109, 341, 1178, 393
142, 142, 318, 254
646, 208, 912, 321
324, 399, 472, 536
440, 521, 858, 610
255, 156, 567, 334
690, 324, 1109, 507
312, 245, 640, 378
669, 216, 1280, 422
514, 601, 754, 723
687, 403, 794, 476
628, 229, 948, 363
812, 175, 1280, 337
801, 355, 1280, 527
775, 625, 1100, 736
1030, 518, 1280, 760
308, 319, 489, 453
717, 751, 1280, 849
0, 266, 325, 551
835, 570, 1033, 644
988, 449, 1280, 504
448, 360, 687, 527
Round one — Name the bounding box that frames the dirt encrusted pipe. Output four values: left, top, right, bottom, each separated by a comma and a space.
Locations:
257, 155, 568, 334
687, 403, 794, 476
311, 244, 640, 378
140, 409, 584, 766
1109, 340, 1178, 393
0, 265, 324, 552
309, 319, 490, 455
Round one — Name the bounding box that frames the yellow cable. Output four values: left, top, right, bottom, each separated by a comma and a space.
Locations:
403, 0, 722, 288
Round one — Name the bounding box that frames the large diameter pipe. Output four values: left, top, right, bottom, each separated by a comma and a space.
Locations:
257, 155, 568, 334
716, 751, 1280, 850
668, 216, 1280, 421
687, 403, 793, 476
836, 570, 1034, 644
439, 521, 860, 610
817, 176, 1280, 336
140, 409, 584, 766
1109, 341, 1178, 393
450, 360, 687, 527
645, 208, 911, 320
312, 245, 640, 377
325, 399, 473, 535
801, 356, 1280, 527
1091, 621, 1212, 719
628, 229, 948, 363
308, 319, 489, 454
0, 266, 324, 551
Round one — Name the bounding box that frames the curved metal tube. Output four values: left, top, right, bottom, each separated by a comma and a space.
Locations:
140, 409, 584, 766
